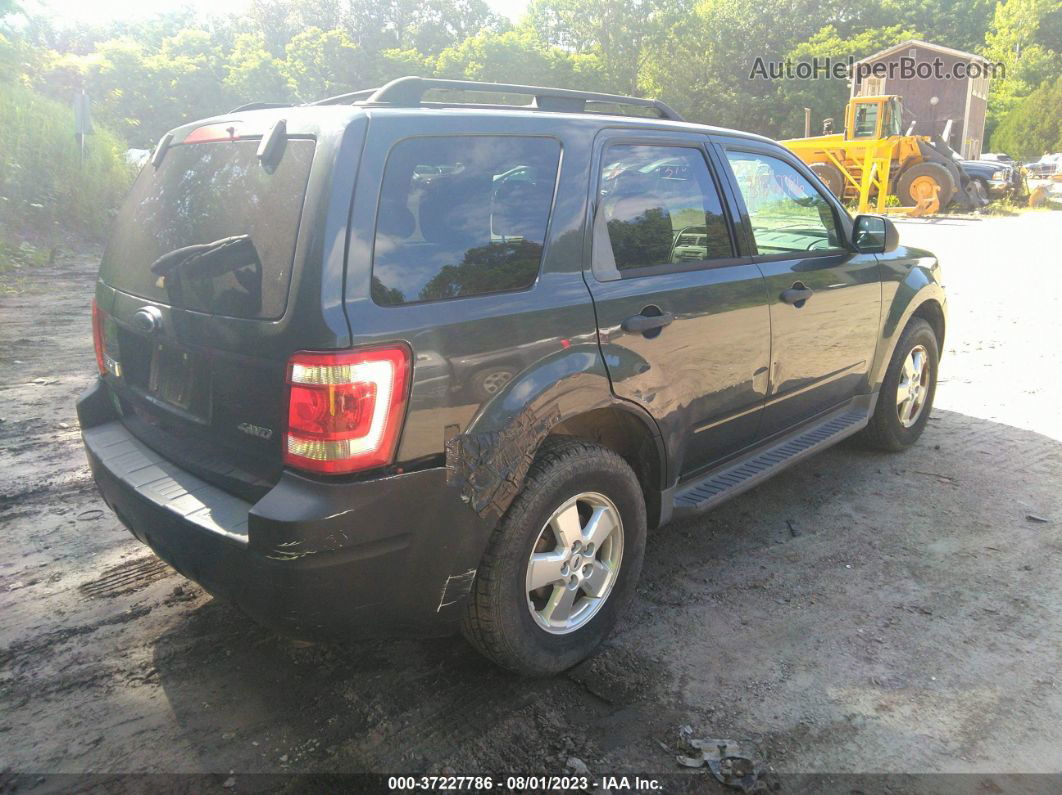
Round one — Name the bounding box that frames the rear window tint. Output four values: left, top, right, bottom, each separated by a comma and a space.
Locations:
371, 136, 560, 306
100, 139, 315, 320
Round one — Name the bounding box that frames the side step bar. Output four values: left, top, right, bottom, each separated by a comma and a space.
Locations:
672, 400, 872, 519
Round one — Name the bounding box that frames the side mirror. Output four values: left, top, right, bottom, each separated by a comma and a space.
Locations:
853, 214, 899, 254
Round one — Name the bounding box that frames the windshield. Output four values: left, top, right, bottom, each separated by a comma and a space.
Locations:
852, 102, 880, 139
100, 138, 316, 320
883, 98, 903, 137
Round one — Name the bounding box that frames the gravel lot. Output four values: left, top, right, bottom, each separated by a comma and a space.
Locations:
1, 211, 1060, 791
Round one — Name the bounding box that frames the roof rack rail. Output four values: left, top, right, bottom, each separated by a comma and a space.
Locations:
311, 88, 379, 106
229, 101, 291, 113
313, 76, 685, 121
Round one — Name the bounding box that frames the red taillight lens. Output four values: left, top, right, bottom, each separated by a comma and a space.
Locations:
92, 298, 107, 376
284, 345, 411, 475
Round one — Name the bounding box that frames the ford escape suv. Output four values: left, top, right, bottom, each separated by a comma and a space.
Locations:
78, 77, 946, 675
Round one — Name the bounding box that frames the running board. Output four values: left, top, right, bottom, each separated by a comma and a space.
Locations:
672, 403, 871, 519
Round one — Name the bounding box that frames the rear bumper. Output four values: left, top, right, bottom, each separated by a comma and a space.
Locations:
77, 380, 492, 639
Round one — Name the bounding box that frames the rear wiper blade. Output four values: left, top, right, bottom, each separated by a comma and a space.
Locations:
150, 235, 259, 284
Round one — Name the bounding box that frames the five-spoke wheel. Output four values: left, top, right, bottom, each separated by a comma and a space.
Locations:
526, 492, 624, 634
462, 439, 646, 676
896, 344, 930, 428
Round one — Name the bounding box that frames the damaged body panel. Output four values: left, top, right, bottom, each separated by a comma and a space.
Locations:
79, 380, 495, 637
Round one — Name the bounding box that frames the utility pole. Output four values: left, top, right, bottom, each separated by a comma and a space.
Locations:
73, 90, 93, 167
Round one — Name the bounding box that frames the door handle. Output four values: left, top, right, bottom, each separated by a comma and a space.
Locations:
622, 311, 674, 334
780, 283, 814, 306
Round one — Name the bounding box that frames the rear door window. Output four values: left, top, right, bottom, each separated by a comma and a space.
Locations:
592, 144, 733, 277
371, 136, 561, 306
101, 139, 316, 320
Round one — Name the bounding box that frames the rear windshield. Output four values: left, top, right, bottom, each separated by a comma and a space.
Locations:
101, 138, 316, 320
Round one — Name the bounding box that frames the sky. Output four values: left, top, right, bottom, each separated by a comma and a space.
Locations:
25, 0, 530, 24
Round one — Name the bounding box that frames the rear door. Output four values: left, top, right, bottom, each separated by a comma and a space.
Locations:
93, 114, 360, 500
584, 130, 771, 479
715, 141, 881, 436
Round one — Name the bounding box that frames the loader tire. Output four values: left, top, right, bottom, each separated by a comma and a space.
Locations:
897, 162, 955, 208
810, 162, 845, 198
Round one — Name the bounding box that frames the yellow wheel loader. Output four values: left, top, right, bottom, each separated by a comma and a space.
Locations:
781, 95, 983, 214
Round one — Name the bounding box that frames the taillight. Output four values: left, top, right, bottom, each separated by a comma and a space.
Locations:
284, 345, 411, 474
92, 299, 107, 376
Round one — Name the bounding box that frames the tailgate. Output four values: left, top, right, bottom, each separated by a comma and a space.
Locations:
94, 131, 318, 500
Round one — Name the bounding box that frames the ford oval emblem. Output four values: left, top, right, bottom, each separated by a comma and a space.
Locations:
133, 306, 163, 334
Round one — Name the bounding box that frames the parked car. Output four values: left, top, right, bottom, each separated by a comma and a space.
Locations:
78, 77, 946, 675
978, 152, 1014, 163
959, 159, 1026, 201
1026, 153, 1061, 178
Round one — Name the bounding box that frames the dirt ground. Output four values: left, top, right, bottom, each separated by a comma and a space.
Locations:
1, 211, 1060, 792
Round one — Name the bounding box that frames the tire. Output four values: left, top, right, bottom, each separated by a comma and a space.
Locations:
858, 318, 939, 452
462, 438, 647, 676
810, 162, 845, 198
897, 162, 955, 208
469, 366, 515, 401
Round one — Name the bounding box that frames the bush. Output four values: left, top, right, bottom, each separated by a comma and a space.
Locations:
990, 76, 1062, 160
0, 81, 134, 243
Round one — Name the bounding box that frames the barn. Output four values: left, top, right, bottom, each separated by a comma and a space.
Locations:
850, 40, 992, 159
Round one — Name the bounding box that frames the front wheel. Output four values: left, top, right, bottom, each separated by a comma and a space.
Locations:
810, 162, 845, 198
462, 439, 646, 676
859, 318, 939, 452
897, 162, 955, 209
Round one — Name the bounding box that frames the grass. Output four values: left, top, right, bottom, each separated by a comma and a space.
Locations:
0, 81, 133, 258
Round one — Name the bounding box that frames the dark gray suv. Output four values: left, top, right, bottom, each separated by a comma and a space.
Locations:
78, 77, 946, 675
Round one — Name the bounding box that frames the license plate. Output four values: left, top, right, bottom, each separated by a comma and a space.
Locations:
148, 343, 200, 411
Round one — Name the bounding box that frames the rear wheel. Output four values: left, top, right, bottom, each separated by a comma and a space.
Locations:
897, 162, 955, 208
462, 439, 646, 675
859, 318, 939, 452
810, 162, 845, 198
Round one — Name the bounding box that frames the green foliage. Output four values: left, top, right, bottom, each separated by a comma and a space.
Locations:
224, 33, 294, 103
527, 0, 682, 94
0, 82, 133, 242
990, 75, 1062, 157
983, 0, 1062, 124
435, 28, 602, 87
1, 0, 1059, 236
284, 27, 366, 99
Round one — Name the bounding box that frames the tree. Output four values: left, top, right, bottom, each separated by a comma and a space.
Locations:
225, 33, 294, 104
868, 0, 994, 52
283, 27, 366, 101
642, 0, 849, 135
990, 75, 1062, 157
983, 0, 1062, 125
435, 28, 603, 89
527, 0, 682, 95
347, 0, 506, 55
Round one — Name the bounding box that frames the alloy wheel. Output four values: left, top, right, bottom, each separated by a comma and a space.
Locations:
525, 492, 624, 634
